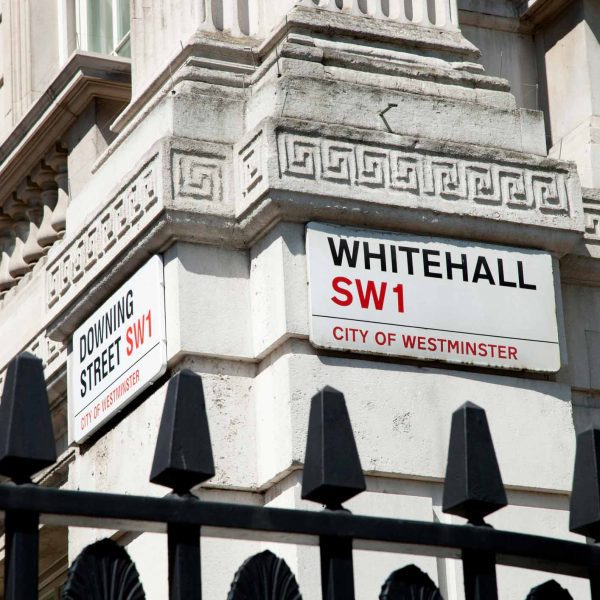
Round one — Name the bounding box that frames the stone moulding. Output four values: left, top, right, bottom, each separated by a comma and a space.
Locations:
46, 153, 162, 315
583, 190, 600, 242
236, 119, 584, 241
278, 132, 570, 212
22, 119, 586, 371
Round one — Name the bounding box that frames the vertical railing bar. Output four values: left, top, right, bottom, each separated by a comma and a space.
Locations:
320, 533, 356, 600
462, 548, 499, 600
4, 509, 40, 600
168, 521, 202, 600
590, 573, 600, 600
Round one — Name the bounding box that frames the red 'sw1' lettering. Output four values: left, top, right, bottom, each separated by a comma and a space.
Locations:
331, 277, 405, 313
356, 280, 387, 310
126, 310, 153, 356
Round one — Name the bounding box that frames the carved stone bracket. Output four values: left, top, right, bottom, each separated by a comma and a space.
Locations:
32, 160, 62, 247
5, 193, 35, 278
0, 213, 16, 292
45, 144, 69, 236
0, 145, 70, 299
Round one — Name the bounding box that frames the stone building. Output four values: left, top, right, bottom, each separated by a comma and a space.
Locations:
0, 0, 597, 598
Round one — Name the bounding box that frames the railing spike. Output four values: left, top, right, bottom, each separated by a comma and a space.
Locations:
569, 428, 600, 539
0, 352, 56, 483
442, 402, 507, 523
150, 370, 215, 494
301, 386, 365, 509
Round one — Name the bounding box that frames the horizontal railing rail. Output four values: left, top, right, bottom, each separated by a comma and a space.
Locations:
0, 484, 597, 579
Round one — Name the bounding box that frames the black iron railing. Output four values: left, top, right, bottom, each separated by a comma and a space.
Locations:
0, 353, 597, 599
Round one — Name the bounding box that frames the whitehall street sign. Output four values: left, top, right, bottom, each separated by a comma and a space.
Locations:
306, 223, 560, 372
69, 256, 167, 443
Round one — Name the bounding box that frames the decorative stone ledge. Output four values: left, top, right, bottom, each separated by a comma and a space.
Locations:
45, 121, 586, 348
516, 0, 570, 25
46, 151, 162, 317
235, 118, 584, 250
118, 4, 480, 137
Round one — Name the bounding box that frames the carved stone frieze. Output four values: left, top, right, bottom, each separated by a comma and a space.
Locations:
277, 131, 571, 213
583, 192, 600, 242
235, 120, 583, 244
46, 155, 162, 312
172, 150, 224, 202
239, 132, 265, 199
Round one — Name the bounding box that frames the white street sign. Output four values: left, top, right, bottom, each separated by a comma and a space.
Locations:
307, 223, 560, 372
70, 255, 167, 443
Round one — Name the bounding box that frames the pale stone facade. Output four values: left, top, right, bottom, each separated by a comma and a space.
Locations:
0, 0, 597, 598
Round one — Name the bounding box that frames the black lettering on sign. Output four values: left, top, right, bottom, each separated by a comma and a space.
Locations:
472, 256, 495, 285
446, 252, 468, 282
328, 237, 359, 268
397, 246, 420, 275
423, 250, 443, 279
497, 258, 517, 288
363, 242, 387, 271
518, 261, 537, 290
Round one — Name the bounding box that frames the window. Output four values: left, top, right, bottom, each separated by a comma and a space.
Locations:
58, 0, 130, 63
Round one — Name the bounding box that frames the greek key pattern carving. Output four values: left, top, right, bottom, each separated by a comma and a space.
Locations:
277, 133, 571, 214
0, 332, 65, 389
46, 156, 161, 310
172, 151, 223, 202
584, 198, 600, 240
26, 333, 65, 373
239, 132, 264, 197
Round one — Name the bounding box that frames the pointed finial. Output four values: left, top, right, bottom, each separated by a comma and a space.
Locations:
301, 386, 365, 509
150, 370, 215, 494
0, 352, 56, 483
442, 402, 507, 523
569, 428, 600, 539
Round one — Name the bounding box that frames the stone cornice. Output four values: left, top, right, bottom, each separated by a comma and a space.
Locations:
279, 7, 480, 60
516, 0, 574, 26
458, 10, 531, 34
460, 0, 573, 32
0, 52, 131, 201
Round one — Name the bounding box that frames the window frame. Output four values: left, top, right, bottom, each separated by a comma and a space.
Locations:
57, 0, 130, 62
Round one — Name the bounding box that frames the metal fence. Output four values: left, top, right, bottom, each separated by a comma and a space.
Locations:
0, 352, 598, 599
